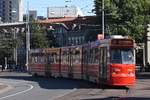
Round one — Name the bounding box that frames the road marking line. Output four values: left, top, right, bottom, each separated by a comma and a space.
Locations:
51, 88, 77, 100
0, 84, 33, 100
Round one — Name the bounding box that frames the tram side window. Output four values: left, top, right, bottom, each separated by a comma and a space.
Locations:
72, 49, 81, 64
47, 55, 51, 64
82, 49, 87, 63
99, 47, 107, 79
48, 54, 53, 64
46, 53, 59, 64
100, 48, 107, 65
31, 56, 34, 64
99, 48, 103, 76
56, 53, 60, 63
34, 56, 38, 63
62, 50, 69, 64
52, 53, 59, 64
88, 49, 92, 64
99, 48, 103, 65
89, 47, 99, 64
38, 56, 45, 64
89, 48, 94, 64
62, 51, 66, 64
103, 48, 107, 64
93, 48, 99, 64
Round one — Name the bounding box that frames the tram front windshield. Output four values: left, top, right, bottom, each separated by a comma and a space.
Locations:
110, 49, 134, 64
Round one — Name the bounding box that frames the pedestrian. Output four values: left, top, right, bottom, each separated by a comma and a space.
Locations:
1, 64, 5, 72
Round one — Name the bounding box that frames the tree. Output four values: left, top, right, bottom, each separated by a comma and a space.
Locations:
18, 22, 58, 49
46, 29, 59, 47
0, 32, 16, 65
94, 0, 150, 42
30, 23, 49, 49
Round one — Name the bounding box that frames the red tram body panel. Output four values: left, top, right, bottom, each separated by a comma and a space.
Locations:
44, 48, 61, 77
70, 46, 83, 79
29, 49, 46, 76
109, 64, 135, 86
29, 37, 136, 87
60, 47, 70, 78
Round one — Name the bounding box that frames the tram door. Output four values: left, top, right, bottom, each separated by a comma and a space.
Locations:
61, 48, 70, 78
82, 47, 90, 80
45, 54, 51, 77
68, 48, 73, 78
69, 47, 82, 79
99, 47, 107, 82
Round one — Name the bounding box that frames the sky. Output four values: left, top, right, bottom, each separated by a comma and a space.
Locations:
23, 0, 95, 17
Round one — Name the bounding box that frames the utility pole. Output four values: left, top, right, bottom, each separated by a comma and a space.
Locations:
26, 1, 30, 71
102, 0, 105, 38
146, 24, 150, 66
13, 28, 17, 65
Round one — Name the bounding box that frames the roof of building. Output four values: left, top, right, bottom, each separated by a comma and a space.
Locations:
38, 16, 100, 24
38, 17, 77, 24
38, 16, 100, 30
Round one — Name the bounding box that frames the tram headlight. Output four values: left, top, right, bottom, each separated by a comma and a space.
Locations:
112, 68, 121, 74
127, 69, 135, 76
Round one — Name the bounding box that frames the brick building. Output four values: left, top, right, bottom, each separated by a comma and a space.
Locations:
38, 16, 101, 47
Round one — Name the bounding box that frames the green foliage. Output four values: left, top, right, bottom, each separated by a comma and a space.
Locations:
30, 23, 49, 49
18, 22, 58, 49
46, 29, 59, 47
0, 49, 11, 64
0, 32, 16, 62
94, 0, 150, 42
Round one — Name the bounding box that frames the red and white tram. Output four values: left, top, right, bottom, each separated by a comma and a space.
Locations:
29, 37, 136, 86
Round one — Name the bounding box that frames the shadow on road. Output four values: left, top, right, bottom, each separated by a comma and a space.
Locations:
0, 72, 98, 89
0, 72, 132, 90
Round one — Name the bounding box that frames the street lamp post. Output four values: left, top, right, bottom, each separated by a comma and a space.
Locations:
102, 0, 105, 38
26, 1, 30, 71
11, 10, 18, 65
13, 28, 17, 66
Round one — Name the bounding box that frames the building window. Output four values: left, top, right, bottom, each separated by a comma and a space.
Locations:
9, 5, 12, 8
68, 37, 71, 45
75, 37, 78, 44
9, 1, 12, 4
3, 9, 5, 12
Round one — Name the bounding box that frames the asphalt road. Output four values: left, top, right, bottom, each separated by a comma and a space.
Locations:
0, 72, 150, 100
0, 72, 96, 100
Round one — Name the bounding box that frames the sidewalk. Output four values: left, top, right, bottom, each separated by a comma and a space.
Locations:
136, 72, 150, 78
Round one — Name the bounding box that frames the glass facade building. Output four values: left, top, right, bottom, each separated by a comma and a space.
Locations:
0, 0, 23, 23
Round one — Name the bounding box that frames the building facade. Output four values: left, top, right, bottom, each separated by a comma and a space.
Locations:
29, 10, 37, 21
0, 0, 23, 23
39, 16, 101, 47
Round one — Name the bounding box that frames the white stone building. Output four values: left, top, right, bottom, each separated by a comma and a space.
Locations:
47, 6, 83, 18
